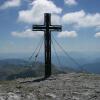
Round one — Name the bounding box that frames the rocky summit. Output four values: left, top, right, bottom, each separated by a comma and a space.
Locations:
0, 73, 100, 100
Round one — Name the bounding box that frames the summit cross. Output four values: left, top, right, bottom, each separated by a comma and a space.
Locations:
32, 13, 62, 78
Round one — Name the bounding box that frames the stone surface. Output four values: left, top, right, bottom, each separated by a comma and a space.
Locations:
0, 73, 100, 100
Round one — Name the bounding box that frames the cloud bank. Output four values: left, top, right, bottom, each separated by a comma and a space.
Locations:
0, 0, 21, 9
64, 0, 77, 6
11, 29, 43, 38
6, 0, 99, 39
58, 31, 77, 38
62, 10, 100, 28
95, 32, 100, 38
18, 0, 62, 24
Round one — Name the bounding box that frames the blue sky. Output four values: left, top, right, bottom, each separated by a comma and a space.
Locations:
0, 0, 100, 55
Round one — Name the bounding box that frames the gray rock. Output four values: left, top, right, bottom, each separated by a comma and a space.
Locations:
0, 73, 100, 100
45, 93, 57, 99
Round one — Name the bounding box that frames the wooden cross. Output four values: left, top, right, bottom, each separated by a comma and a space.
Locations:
32, 13, 62, 78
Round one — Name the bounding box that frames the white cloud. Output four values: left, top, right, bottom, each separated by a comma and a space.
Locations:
0, 0, 21, 9
62, 10, 100, 28
95, 32, 100, 38
96, 26, 100, 31
64, 0, 77, 6
18, 0, 62, 24
51, 14, 61, 25
11, 29, 43, 38
58, 31, 77, 38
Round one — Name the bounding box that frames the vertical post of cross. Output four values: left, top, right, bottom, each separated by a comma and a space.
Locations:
44, 13, 51, 78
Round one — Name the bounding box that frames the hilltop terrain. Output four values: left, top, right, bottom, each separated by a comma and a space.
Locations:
0, 73, 100, 100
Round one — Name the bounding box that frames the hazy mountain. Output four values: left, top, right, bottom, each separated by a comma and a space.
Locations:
0, 59, 28, 67
82, 62, 100, 74
0, 54, 100, 80
0, 59, 74, 80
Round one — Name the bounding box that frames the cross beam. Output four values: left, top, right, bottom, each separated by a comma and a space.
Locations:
33, 25, 62, 31
32, 13, 62, 78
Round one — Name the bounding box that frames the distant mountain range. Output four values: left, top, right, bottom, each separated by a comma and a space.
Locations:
0, 57, 100, 80
81, 62, 100, 74
0, 59, 75, 80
